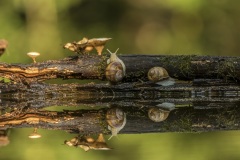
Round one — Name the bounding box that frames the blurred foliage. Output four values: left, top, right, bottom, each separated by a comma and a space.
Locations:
1, 0, 240, 159
0, 0, 240, 64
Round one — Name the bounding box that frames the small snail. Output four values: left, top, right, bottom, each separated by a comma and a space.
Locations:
106, 108, 126, 140
148, 102, 175, 122
105, 48, 126, 84
148, 107, 169, 122
147, 67, 175, 86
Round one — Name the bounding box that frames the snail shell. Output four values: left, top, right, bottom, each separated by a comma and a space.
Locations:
106, 61, 124, 83
105, 49, 126, 83
106, 108, 126, 140
148, 67, 175, 86
148, 107, 169, 122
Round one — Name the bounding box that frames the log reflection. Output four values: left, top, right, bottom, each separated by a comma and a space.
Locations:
0, 104, 240, 134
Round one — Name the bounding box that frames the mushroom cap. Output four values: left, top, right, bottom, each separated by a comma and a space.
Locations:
28, 133, 41, 139
0, 39, 8, 48
27, 52, 40, 58
91, 142, 112, 150
0, 136, 9, 147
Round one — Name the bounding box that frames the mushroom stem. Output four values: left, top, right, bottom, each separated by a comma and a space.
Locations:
32, 58, 36, 63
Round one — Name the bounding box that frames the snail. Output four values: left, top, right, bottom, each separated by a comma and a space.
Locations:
148, 107, 169, 122
106, 108, 126, 140
105, 48, 126, 84
147, 67, 175, 86
148, 102, 175, 122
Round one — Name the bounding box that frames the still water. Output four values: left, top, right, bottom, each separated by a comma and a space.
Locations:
1, 103, 240, 160
1, 129, 240, 160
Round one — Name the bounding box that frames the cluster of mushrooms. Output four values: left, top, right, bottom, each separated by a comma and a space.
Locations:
64, 133, 111, 151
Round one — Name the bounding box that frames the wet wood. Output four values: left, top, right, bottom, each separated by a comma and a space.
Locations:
0, 55, 240, 83
0, 81, 240, 108
0, 106, 240, 135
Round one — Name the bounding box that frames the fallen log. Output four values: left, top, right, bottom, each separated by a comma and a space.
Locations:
0, 55, 240, 83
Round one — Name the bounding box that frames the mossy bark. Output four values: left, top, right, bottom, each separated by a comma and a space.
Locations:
0, 55, 240, 83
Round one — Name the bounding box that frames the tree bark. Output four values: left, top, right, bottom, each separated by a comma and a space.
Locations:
0, 55, 240, 83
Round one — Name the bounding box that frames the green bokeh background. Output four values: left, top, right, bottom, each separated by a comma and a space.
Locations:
1, 0, 240, 159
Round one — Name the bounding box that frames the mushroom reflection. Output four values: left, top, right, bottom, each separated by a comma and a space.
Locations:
64, 133, 111, 151
0, 128, 9, 147
148, 102, 175, 122
28, 128, 41, 139
106, 108, 126, 140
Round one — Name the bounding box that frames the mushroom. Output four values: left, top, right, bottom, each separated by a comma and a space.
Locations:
28, 128, 41, 139
92, 133, 112, 150
0, 129, 10, 147
0, 39, 8, 56
27, 52, 40, 63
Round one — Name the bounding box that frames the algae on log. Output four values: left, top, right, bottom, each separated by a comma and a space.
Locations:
0, 55, 240, 83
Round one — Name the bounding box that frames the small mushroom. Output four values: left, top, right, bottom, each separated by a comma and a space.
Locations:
64, 137, 78, 147
91, 133, 112, 150
76, 134, 112, 151
0, 39, 8, 56
27, 52, 40, 63
28, 128, 41, 139
63, 43, 77, 52
0, 129, 10, 147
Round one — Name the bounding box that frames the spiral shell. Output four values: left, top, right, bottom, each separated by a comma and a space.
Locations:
148, 67, 169, 82
105, 49, 126, 84
148, 107, 169, 122
148, 67, 175, 86
106, 61, 124, 83
106, 108, 126, 139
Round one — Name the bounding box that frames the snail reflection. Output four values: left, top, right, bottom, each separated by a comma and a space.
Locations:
148, 102, 175, 122
64, 133, 112, 151
106, 107, 127, 140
